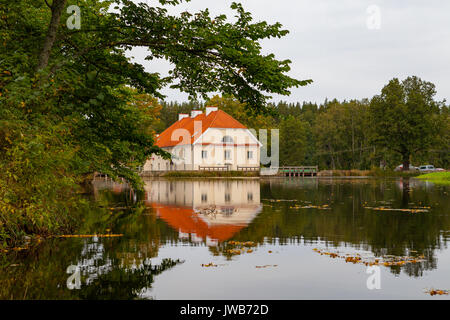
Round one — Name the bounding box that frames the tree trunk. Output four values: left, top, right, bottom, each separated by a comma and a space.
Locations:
36, 0, 67, 71
401, 178, 410, 205
79, 172, 95, 194
402, 154, 410, 171
351, 114, 355, 168
328, 145, 335, 170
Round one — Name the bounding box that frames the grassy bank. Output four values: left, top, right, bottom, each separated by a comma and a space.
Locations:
416, 172, 450, 185
318, 169, 371, 177
162, 171, 260, 178
318, 169, 421, 177
368, 168, 421, 177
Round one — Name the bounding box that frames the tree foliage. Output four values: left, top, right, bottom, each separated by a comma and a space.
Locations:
279, 116, 308, 166
158, 90, 448, 171
369, 76, 442, 170
313, 99, 372, 169
0, 0, 308, 245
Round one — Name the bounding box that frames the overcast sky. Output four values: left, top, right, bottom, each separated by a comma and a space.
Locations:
128, 0, 450, 104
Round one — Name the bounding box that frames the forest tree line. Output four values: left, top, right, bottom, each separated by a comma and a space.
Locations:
152, 77, 449, 170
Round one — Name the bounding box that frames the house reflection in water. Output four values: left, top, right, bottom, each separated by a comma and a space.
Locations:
143, 179, 262, 246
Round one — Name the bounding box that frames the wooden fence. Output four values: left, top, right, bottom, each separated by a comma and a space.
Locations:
237, 166, 260, 172
199, 166, 229, 171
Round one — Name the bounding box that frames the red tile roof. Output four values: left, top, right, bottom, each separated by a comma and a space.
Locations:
150, 203, 245, 242
156, 109, 247, 148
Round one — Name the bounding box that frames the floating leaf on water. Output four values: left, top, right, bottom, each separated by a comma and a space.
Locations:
425, 289, 449, 296
262, 199, 297, 202
313, 249, 425, 267
289, 204, 331, 210
201, 262, 218, 267
55, 234, 123, 238
364, 207, 429, 213
255, 264, 278, 268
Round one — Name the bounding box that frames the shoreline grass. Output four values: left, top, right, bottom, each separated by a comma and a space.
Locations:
416, 172, 450, 185
318, 169, 421, 178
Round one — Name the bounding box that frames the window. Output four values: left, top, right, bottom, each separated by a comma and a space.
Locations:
224, 150, 231, 160
222, 136, 233, 143
222, 207, 233, 216
225, 193, 231, 202
247, 151, 253, 159
247, 192, 253, 202
201, 193, 207, 203
201, 150, 207, 159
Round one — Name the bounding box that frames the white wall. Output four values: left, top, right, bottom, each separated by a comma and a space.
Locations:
192, 128, 260, 170
143, 128, 261, 171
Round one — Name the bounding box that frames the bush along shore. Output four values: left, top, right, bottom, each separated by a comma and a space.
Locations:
316, 169, 421, 177
313, 169, 445, 178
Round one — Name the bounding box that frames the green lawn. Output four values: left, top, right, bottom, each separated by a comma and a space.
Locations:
416, 172, 450, 185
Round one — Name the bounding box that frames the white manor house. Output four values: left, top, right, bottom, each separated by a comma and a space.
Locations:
143, 107, 262, 171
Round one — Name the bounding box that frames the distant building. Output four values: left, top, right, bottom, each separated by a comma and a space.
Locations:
143, 107, 262, 171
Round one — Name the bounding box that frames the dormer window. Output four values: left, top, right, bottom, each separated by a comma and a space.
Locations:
222, 136, 233, 143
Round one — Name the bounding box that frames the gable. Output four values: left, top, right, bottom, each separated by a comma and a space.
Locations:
155, 110, 252, 148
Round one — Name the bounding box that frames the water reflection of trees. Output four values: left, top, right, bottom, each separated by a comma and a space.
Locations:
2, 178, 447, 299
0, 186, 182, 300
75, 257, 183, 300
100, 178, 449, 278
0, 236, 182, 299
231, 178, 449, 277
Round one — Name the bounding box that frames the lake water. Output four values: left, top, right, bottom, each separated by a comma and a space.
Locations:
1, 177, 449, 299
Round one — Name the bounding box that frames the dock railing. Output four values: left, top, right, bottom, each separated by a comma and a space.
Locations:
199, 166, 229, 171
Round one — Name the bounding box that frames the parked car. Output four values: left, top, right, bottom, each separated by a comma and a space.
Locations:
418, 165, 436, 172
394, 164, 418, 171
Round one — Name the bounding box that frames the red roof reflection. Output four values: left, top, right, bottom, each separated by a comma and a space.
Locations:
150, 203, 245, 243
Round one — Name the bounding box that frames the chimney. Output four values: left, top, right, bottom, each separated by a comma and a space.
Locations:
190, 110, 203, 118
178, 114, 189, 121
205, 106, 218, 116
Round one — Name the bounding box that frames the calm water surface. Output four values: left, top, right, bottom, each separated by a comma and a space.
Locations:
1, 177, 449, 299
